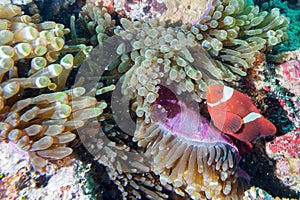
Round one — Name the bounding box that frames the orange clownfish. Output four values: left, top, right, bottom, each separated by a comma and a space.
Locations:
206, 84, 276, 142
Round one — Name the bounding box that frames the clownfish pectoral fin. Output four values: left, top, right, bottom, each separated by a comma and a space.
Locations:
222, 112, 243, 133
212, 111, 242, 134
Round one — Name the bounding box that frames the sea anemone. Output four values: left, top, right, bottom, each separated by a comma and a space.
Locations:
0, 3, 106, 171
133, 85, 246, 199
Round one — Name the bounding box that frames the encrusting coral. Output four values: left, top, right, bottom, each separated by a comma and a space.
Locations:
268, 49, 300, 97
266, 128, 300, 192
0, 4, 107, 171
262, 49, 300, 128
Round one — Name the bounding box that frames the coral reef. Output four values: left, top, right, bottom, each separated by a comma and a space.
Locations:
96, 0, 290, 112
90, 0, 209, 24
269, 49, 300, 63
34, 0, 79, 19
83, 0, 290, 89
0, 0, 296, 200
0, 86, 106, 170
266, 129, 300, 192
185, 0, 289, 80
0, 4, 67, 61
73, 102, 179, 199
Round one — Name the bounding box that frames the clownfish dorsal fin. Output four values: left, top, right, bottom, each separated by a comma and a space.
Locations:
212, 111, 243, 134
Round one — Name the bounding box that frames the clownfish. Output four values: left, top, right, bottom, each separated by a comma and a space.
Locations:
206, 84, 276, 142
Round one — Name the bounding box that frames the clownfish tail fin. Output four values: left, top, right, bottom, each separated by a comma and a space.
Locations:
259, 118, 277, 136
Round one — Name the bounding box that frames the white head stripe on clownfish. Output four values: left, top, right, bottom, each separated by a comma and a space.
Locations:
242, 112, 262, 124
206, 86, 234, 107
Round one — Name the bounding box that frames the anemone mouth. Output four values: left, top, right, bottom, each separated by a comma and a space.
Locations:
133, 85, 245, 199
